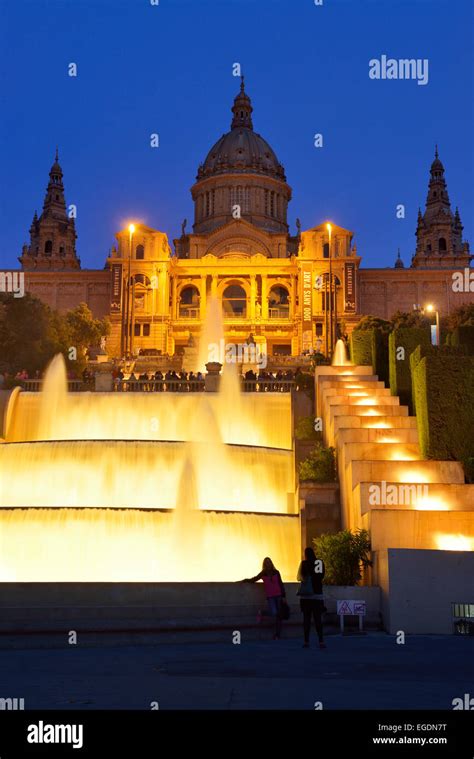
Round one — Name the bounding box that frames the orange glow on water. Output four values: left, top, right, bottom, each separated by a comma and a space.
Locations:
435, 533, 474, 551
415, 497, 449, 511
0, 508, 300, 581
0, 355, 300, 581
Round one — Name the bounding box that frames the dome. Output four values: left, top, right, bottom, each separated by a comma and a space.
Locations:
198, 128, 286, 181
49, 148, 63, 177
197, 78, 286, 182
430, 146, 444, 173
394, 248, 404, 268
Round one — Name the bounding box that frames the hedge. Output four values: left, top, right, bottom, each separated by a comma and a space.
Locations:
389, 327, 431, 412
449, 326, 474, 355
350, 328, 389, 383
350, 330, 372, 367
412, 349, 474, 461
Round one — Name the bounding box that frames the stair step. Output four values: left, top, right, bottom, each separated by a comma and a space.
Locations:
355, 481, 474, 515
349, 459, 465, 492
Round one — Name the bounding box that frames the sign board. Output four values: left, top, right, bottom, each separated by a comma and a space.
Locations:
110, 264, 123, 313
344, 262, 356, 312
430, 324, 437, 346
337, 600, 366, 616
301, 264, 313, 351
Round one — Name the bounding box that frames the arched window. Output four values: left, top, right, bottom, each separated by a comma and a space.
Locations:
223, 284, 247, 318
268, 285, 290, 319
136, 244, 144, 260
438, 237, 447, 252
323, 243, 329, 258
59, 245, 65, 255
179, 285, 200, 318
44, 240, 53, 254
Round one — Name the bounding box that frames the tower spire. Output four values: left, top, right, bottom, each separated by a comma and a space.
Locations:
231, 76, 253, 130
19, 151, 80, 271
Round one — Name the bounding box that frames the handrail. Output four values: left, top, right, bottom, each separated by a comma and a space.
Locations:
21, 380, 85, 392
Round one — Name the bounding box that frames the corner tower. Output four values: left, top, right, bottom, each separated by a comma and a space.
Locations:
19, 150, 80, 271
411, 148, 471, 269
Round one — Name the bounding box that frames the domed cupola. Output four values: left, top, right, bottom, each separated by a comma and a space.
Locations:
231, 77, 253, 129
191, 78, 291, 235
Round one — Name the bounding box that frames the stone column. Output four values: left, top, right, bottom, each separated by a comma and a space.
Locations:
171, 276, 178, 319
250, 275, 256, 320
211, 274, 218, 299
200, 274, 207, 319
261, 274, 268, 319
290, 275, 296, 318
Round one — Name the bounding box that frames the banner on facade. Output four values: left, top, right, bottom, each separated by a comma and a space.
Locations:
301, 264, 313, 351
344, 262, 356, 312
110, 264, 122, 313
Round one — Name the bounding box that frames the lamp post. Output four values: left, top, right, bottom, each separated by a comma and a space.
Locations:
326, 222, 334, 357
124, 223, 135, 357
425, 303, 440, 346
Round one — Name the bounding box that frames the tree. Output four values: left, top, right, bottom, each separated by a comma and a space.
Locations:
0, 292, 67, 374
446, 303, 474, 331
0, 295, 110, 376
352, 315, 391, 334
313, 529, 372, 585
390, 309, 431, 330
65, 302, 110, 371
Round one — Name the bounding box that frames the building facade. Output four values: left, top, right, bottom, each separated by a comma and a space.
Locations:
14, 81, 473, 360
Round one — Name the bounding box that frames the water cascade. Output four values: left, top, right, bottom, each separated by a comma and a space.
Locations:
0, 305, 300, 580
332, 338, 352, 367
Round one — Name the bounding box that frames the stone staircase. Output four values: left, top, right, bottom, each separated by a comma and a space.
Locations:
315, 365, 474, 566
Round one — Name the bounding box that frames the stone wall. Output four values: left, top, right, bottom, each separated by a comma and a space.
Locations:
359, 268, 474, 320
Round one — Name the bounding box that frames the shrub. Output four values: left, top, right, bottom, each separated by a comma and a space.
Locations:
350, 327, 389, 383
310, 352, 330, 368
390, 309, 431, 330
463, 457, 474, 484
352, 315, 391, 334
294, 416, 321, 441
446, 303, 474, 331
412, 349, 474, 460
350, 329, 372, 366
313, 529, 372, 586
389, 327, 431, 411
450, 326, 474, 355
298, 443, 336, 482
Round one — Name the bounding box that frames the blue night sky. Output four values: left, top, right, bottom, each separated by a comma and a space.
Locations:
0, 0, 472, 270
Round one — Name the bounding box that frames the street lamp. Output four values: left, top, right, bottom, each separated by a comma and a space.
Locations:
425, 303, 440, 346
326, 222, 334, 357
124, 223, 135, 357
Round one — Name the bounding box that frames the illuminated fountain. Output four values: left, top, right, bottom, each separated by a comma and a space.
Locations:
332, 338, 352, 367
0, 307, 300, 581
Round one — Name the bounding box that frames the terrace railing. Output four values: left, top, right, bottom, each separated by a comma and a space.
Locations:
241, 379, 294, 393
114, 379, 205, 392
21, 379, 85, 392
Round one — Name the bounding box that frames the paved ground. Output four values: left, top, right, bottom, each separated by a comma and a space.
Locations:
1, 632, 473, 710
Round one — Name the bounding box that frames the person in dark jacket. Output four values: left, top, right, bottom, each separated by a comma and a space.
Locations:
297, 547, 326, 649
242, 557, 286, 639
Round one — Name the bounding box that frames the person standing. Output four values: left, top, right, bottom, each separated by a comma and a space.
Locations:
242, 557, 287, 640
297, 547, 326, 649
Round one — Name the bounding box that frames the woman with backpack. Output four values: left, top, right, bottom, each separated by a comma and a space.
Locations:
242, 557, 287, 639
297, 547, 326, 649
